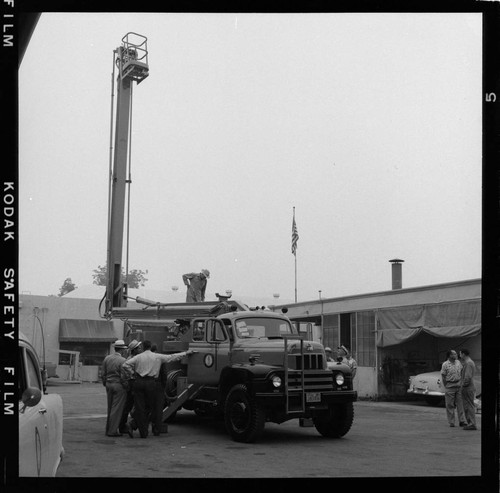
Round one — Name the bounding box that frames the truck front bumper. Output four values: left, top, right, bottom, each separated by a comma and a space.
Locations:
254, 390, 357, 408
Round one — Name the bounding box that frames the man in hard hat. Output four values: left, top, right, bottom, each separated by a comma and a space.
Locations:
101, 339, 129, 437
182, 269, 210, 302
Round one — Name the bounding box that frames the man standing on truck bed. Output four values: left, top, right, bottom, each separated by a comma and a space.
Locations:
182, 269, 210, 302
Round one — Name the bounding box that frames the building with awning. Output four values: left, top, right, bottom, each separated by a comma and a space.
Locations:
19, 294, 125, 382
20, 274, 481, 396
271, 277, 481, 400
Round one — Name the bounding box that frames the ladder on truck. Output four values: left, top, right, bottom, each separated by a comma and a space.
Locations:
162, 382, 203, 422
283, 335, 306, 415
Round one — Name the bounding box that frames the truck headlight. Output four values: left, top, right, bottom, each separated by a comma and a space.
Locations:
334, 373, 345, 386
271, 375, 282, 388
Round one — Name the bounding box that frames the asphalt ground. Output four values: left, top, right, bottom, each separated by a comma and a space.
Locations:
38, 381, 490, 483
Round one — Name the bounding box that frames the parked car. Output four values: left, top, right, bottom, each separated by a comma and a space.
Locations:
19, 332, 64, 476
407, 370, 482, 409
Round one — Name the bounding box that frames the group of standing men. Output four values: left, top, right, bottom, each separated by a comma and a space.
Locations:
101, 338, 194, 438
101, 268, 209, 437
440, 348, 478, 430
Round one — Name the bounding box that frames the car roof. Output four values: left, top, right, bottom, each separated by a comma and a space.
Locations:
19, 332, 39, 355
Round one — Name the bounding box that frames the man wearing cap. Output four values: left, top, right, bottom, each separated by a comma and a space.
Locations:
122, 340, 195, 438
325, 347, 335, 362
119, 339, 143, 435
182, 269, 210, 302
101, 339, 129, 437
338, 345, 358, 378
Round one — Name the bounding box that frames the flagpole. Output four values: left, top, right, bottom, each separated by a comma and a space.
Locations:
292, 206, 298, 303
294, 247, 297, 303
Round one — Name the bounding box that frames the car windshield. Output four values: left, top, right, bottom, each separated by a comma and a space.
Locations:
235, 317, 295, 339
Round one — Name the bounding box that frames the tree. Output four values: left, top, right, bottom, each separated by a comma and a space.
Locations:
126, 268, 149, 289
58, 278, 76, 297
92, 264, 148, 289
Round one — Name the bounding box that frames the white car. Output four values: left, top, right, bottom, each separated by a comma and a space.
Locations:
19, 332, 64, 476
407, 370, 482, 409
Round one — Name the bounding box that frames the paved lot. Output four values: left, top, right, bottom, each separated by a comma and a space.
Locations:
45, 381, 486, 479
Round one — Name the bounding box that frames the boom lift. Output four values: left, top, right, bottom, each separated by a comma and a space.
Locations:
105, 33, 149, 318
102, 34, 356, 443
103, 33, 241, 321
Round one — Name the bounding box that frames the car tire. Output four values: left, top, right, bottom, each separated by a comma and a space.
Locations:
313, 402, 354, 438
224, 383, 265, 443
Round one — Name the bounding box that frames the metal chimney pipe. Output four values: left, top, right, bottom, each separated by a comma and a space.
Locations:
389, 259, 404, 289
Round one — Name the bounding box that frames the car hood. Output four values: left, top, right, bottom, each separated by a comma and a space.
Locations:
410, 371, 482, 395
411, 371, 441, 382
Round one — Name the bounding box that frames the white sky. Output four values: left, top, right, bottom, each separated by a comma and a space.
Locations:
18, 12, 482, 303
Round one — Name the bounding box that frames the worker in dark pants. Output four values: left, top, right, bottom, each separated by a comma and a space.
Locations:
152, 361, 170, 434
122, 340, 194, 438
119, 339, 142, 434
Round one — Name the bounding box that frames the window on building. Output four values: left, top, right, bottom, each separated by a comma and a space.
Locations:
340, 313, 352, 350
322, 314, 339, 352
356, 311, 376, 367
59, 342, 109, 366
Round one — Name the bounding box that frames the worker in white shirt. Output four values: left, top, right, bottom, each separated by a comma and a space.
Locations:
122, 340, 194, 438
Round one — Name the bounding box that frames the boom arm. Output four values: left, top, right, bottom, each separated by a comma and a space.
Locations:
105, 33, 149, 317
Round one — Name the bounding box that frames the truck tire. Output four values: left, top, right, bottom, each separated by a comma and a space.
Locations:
163, 369, 185, 422
224, 383, 265, 443
165, 369, 185, 399
313, 402, 354, 438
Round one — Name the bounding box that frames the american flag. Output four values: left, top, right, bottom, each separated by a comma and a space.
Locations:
291, 209, 299, 256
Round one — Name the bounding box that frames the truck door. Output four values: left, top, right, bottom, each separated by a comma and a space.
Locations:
187, 319, 230, 386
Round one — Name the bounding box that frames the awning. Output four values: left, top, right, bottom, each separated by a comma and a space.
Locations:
59, 319, 117, 342
376, 301, 481, 347
376, 325, 481, 347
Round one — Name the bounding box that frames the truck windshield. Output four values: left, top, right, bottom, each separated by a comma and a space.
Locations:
235, 317, 295, 339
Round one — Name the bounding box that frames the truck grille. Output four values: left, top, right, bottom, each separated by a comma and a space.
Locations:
287, 370, 334, 392
288, 353, 324, 370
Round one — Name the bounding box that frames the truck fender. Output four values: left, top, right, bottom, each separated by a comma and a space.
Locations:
219, 364, 277, 402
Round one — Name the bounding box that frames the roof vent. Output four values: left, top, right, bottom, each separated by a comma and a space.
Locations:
389, 259, 404, 290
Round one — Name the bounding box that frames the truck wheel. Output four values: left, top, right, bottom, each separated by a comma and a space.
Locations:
165, 369, 185, 399
313, 402, 354, 438
224, 383, 265, 443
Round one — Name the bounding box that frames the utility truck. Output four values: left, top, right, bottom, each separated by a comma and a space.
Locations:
102, 33, 357, 442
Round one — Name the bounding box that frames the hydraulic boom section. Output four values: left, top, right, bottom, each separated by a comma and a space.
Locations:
105, 33, 149, 318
